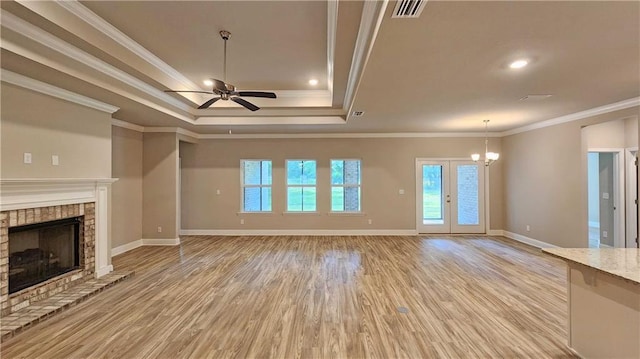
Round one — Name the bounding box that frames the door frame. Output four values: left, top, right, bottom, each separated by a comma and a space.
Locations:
625, 147, 638, 248
415, 158, 486, 234
588, 148, 625, 247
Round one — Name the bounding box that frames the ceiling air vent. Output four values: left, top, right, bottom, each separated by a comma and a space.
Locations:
392, 0, 427, 18
519, 94, 553, 101
352, 111, 365, 117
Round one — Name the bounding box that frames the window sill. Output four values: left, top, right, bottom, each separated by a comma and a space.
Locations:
282, 211, 322, 216
327, 212, 366, 216
236, 211, 275, 215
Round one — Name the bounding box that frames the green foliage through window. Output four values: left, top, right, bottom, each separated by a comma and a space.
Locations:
286, 160, 316, 211
331, 160, 361, 212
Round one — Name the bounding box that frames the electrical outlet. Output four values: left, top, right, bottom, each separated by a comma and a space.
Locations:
23, 152, 32, 164
157, 226, 162, 233
603, 231, 608, 238
368, 219, 372, 225
52, 155, 59, 166
399, 189, 405, 195
526, 225, 530, 232
240, 219, 245, 225
216, 189, 221, 195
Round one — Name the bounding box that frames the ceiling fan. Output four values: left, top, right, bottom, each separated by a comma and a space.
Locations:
164, 30, 276, 111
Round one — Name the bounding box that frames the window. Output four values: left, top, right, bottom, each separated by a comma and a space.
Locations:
331, 159, 361, 212
241, 160, 272, 212
286, 160, 316, 211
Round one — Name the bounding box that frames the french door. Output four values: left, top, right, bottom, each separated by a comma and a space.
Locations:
416, 160, 485, 233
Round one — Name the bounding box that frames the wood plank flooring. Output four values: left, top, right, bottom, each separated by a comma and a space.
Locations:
0, 235, 576, 358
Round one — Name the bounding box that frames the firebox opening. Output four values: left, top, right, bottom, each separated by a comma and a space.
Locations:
8, 216, 82, 294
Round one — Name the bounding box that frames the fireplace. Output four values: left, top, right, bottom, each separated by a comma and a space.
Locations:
1, 179, 114, 315
9, 217, 82, 294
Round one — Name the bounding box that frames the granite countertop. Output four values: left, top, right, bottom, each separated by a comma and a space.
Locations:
542, 248, 640, 285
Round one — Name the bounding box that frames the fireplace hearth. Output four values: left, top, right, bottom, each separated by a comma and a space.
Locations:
9, 217, 82, 294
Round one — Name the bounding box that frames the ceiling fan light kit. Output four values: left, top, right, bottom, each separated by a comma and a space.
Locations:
164, 30, 276, 111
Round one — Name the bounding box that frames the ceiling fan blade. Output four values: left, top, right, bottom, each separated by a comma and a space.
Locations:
231, 97, 260, 111
237, 91, 277, 99
197, 97, 221, 109
164, 90, 214, 94
212, 79, 227, 93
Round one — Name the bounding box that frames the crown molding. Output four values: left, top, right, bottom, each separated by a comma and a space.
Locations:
0, 10, 192, 113
327, 0, 338, 94
143, 127, 200, 139
343, 0, 389, 116
52, 0, 202, 93
1, 39, 195, 124
1, 69, 119, 113
501, 97, 640, 136
111, 118, 144, 132
51, 0, 335, 110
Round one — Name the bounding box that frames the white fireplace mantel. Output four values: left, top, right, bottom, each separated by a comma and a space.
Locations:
1, 178, 118, 278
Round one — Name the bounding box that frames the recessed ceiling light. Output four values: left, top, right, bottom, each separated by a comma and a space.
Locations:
203, 79, 213, 86
509, 59, 529, 69
308, 79, 318, 86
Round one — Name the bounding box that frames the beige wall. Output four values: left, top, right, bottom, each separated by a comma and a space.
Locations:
180, 137, 503, 231
583, 118, 626, 149
111, 126, 143, 248
0, 83, 112, 178
143, 132, 178, 239
502, 107, 639, 247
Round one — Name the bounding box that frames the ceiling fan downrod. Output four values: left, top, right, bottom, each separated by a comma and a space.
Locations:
220, 30, 230, 83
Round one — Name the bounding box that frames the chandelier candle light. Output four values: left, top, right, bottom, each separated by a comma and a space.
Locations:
471, 120, 500, 166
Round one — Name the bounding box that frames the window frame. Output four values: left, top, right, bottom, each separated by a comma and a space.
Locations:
285, 159, 318, 212
330, 158, 362, 213
240, 159, 273, 213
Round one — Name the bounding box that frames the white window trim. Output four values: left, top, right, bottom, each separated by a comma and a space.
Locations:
285, 159, 317, 212
240, 159, 272, 212
330, 158, 362, 213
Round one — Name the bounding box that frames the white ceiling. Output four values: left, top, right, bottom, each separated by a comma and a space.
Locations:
1, 0, 638, 134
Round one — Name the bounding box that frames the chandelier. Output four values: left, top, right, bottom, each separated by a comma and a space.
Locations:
471, 120, 499, 166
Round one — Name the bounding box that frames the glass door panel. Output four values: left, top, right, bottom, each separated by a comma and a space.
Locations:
451, 161, 485, 233
416, 161, 450, 233
423, 164, 445, 224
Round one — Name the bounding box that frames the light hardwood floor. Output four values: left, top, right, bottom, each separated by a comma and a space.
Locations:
0, 235, 576, 358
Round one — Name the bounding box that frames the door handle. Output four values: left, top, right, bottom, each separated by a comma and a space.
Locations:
446, 194, 451, 203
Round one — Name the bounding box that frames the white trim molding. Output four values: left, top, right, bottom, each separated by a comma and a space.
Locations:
111, 118, 144, 132
141, 238, 181, 246
344, 0, 389, 114
1, 69, 119, 113
111, 239, 144, 256
0, 10, 192, 114
502, 97, 640, 136
502, 231, 559, 249
52, 0, 201, 92
180, 229, 418, 236
487, 229, 504, 236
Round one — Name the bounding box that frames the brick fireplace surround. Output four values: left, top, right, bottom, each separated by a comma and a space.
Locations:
0, 179, 115, 316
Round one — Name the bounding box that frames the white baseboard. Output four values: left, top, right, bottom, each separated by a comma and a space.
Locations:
502, 231, 558, 249
95, 264, 113, 278
180, 229, 418, 236
142, 237, 181, 246
111, 239, 143, 256
110, 238, 180, 259
487, 229, 504, 236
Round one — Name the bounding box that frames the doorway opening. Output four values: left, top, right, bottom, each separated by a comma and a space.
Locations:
586, 149, 636, 248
